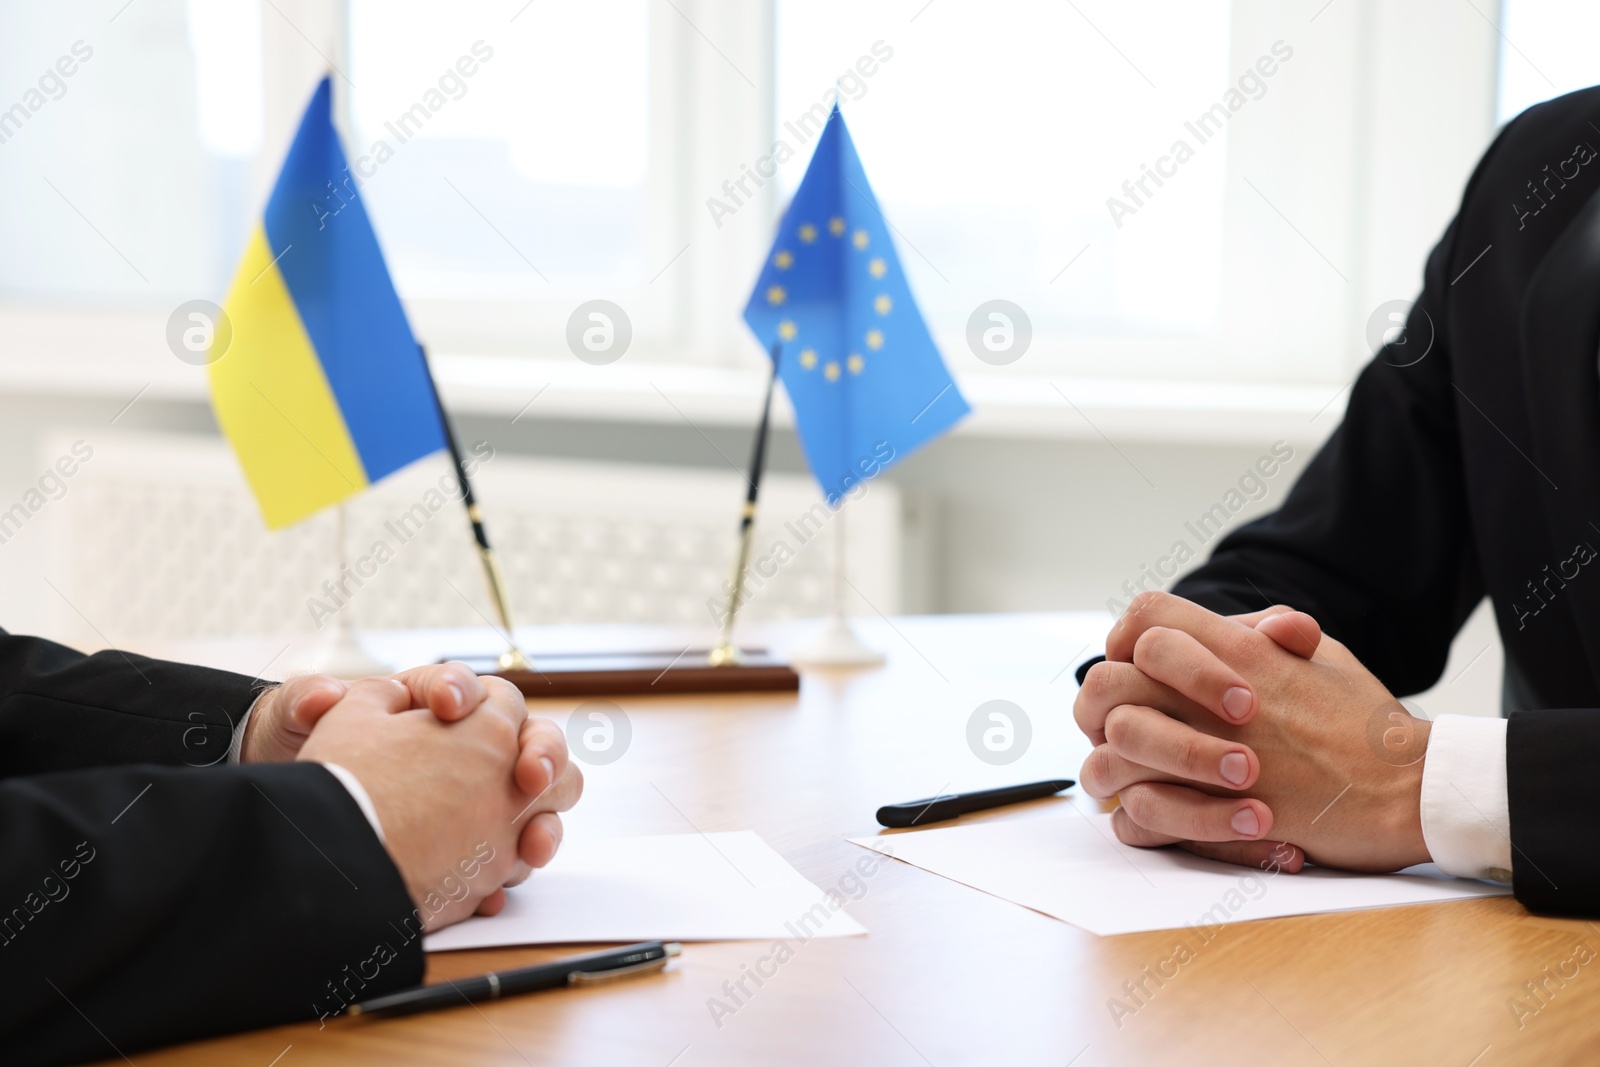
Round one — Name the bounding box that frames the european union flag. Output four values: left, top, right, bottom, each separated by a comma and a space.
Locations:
743, 105, 969, 506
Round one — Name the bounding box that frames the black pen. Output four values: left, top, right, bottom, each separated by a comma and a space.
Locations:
876, 780, 1076, 828
350, 941, 682, 1019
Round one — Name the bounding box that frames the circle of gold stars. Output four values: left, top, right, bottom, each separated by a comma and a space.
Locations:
774, 216, 893, 382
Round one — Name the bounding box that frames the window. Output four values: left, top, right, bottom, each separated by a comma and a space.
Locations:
0, 0, 1472, 392
777, 0, 1232, 339
1497, 0, 1600, 123
775, 0, 1359, 384
0, 0, 262, 305
349, 0, 650, 299
346, 0, 683, 355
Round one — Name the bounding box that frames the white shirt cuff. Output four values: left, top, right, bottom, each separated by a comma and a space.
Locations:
320, 763, 386, 843
1419, 714, 1512, 882
227, 691, 267, 765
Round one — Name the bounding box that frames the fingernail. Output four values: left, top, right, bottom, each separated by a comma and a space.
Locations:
444, 681, 463, 708
1222, 687, 1252, 721
1231, 807, 1261, 837
539, 757, 555, 787
1219, 752, 1249, 785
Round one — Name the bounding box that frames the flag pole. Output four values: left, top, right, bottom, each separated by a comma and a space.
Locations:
307, 503, 393, 677
789, 494, 885, 668
419, 345, 531, 673
710, 343, 782, 667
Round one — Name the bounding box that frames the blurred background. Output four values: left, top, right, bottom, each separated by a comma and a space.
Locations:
0, 0, 1586, 714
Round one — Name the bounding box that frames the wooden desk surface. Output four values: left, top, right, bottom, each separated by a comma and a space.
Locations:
116, 614, 1595, 1066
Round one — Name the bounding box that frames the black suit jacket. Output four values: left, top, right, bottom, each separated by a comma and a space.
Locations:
1171, 86, 1600, 916
0, 631, 423, 1065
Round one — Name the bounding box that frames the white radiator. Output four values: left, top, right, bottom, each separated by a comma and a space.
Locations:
36, 431, 901, 646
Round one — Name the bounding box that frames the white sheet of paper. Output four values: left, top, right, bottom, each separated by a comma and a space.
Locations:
426, 831, 867, 951
849, 813, 1511, 937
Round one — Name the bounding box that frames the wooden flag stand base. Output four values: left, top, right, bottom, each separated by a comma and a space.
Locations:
437, 343, 804, 699
445, 649, 800, 698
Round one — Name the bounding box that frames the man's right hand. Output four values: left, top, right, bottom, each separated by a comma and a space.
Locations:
295, 677, 583, 931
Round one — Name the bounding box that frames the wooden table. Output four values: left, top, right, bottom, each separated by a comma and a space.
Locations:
115, 614, 1595, 1066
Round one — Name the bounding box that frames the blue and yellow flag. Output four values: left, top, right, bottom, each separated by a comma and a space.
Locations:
210, 77, 445, 529
743, 105, 969, 506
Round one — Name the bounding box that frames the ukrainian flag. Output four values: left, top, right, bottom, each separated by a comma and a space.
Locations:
209, 77, 446, 529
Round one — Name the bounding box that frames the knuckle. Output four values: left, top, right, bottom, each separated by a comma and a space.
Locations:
1126, 590, 1168, 619
1071, 695, 1092, 736
1131, 626, 1169, 666
1102, 706, 1135, 749
1078, 661, 1112, 704
1175, 798, 1212, 838
483, 675, 521, 702
1174, 734, 1203, 776
1082, 745, 1117, 797
529, 714, 564, 745
1119, 784, 1157, 824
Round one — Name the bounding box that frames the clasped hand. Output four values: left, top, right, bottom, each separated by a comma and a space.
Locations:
243, 662, 582, 930
1072, 591, 1432, 874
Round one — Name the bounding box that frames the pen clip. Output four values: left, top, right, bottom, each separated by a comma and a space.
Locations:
567, 956, 670, 986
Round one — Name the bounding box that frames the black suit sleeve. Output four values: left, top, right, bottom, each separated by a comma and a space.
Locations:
1169, 210, 1485, 697
1506, 709, 1600, 915
0, 762, 425, 1065
0, 632, 425, 1064
0, 628, 266, 778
